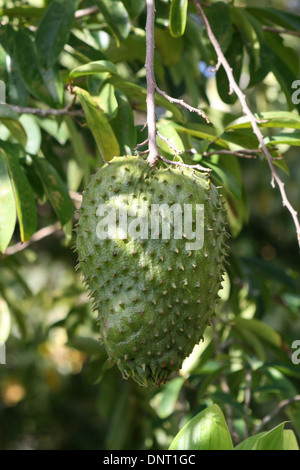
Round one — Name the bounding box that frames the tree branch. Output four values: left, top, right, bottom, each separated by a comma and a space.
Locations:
254, 395, 300, 434
6, 101, 84, 118
194, 0, 300, 249
156, 86, 211, 123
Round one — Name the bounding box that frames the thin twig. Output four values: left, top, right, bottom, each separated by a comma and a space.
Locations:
75, 5, 99, 19
3, 222, 62, 257
244, 368, 253, 440
156, 130, 183, 154
6, 102, 84, 118
194, 0, 300, 249
262, 26, 300, 37
156, 86, 211, 123
133, 138, 149, 151
159, 154, 211, 172
254, 395, 300, 434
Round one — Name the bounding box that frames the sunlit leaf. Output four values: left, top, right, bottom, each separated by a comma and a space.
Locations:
73, 86, 120, 161
0, 149, 16, 253
69, 60, 117, 80
169, 404, 234, 450
1, 143, 37, 242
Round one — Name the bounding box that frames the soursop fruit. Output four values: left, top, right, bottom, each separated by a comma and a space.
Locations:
76, 156, 229, 386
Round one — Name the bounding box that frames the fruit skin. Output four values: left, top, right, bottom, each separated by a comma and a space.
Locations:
76, 156, 229, 387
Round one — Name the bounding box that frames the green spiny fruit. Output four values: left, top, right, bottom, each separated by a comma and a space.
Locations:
76, 156, 229, 386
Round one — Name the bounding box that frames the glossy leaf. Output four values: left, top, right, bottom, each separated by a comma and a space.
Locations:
283, 430, 300, 450
19, 115, 41, 155
98, 83, 118, 119
1, 143, 37, 242
69, 60, 117, 80
0, 298, 11, 343
169, 0, 188, 38
0, 149, 16, 253
265, 132, 300, 147
32, 155, 74, 226
169, 404, 234, 450
157, 119, 184, 159
74, 86, 120, 161
254, 423, 285, 450
35, 0, 79, 69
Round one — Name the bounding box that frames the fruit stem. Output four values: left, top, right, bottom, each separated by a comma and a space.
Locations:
145, 0, 160, 168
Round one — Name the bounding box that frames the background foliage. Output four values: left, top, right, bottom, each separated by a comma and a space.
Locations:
0, 0, 300, 450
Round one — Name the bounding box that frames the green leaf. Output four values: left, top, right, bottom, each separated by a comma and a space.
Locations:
227, 111, 300, 130
203, 161, 241, 199
109, 76, 184, 122
0, 298, 11, 342
14, 28, 63, 107
35, 0, 79, 69
235, 432, 264, 450
73, 86, 120, 161
266, 132, 300, 147
248, 7, 300, 32
64, 116, 90, 186
231, 7, 260, 71
69, 60, 117, 80
67, 336, 102, 355
0, 104, 27, 147
32, 155, 74, 226
283, 430, 300, 450
253, 423, 285, 450
169, 404, 234, 450
234, 318, 281, 348
208, 2, 233, 53
169, 0, 188, 38
1, 143, 37, 242
0, 150, 16, 253
156, 119, 184, 158
216, 31, 244, 105
98, 83, 118, 119
0, 6, 45, 20
0, 24, 29, 106
175, 123, 230, 147
155, 28, 183, 67
110, 89, 137, 154
96, 0, 130, 42
154, 377, 185, 419
121, 0, 145, 19
19, 115, 41, 155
